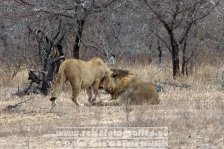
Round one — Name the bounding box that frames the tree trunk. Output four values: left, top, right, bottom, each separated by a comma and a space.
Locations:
181, 49, 187, 75
157, 41, 162, 64
73, 19, 85, 59
186, 62, 189, 76
168, 30, 180, 78
181, 25, 191, 76
172, 49, 180, 78
181, 44, 187, 75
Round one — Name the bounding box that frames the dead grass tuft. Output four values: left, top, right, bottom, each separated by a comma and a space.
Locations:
0, 69, 28, 87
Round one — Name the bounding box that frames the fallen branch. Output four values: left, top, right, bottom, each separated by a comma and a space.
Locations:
4, 98, 33, 113
154, 80, 191, 88
28, 70, 41, 84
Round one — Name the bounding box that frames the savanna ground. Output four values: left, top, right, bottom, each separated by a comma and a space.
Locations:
0, 62, 224, 149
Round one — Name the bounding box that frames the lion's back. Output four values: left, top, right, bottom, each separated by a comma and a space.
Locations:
87, 57, 110, 78
62, 57, 109, 87
131, 82, 159, 104
60, 59, 82, 77
61, 57, 108, 76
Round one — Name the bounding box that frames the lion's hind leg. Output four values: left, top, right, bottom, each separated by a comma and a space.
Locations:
71, 88, 83, 106
70, 84, 84, 106
150, 95, 160, 105
93, 98, 120, 106
50, 98, 56, 112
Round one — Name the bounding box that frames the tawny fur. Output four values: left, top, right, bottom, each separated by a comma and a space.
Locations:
95, 69, 160, 106
50, 57, 110, 106
101, 69, 138, 100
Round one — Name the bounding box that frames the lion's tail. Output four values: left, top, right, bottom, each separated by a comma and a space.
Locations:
50, 64, 66, 101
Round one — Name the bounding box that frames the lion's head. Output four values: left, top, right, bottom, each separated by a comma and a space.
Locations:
97, 68, 159, 105
99, 68, 138, 99
99, 70, 117, 93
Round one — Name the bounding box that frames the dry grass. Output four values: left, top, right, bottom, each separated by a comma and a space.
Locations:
0, 63, 224, 148
0, 69, 28, 87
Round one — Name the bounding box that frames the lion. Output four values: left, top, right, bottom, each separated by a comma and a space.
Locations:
49, 57, 110, 110
94, 69, 160, 106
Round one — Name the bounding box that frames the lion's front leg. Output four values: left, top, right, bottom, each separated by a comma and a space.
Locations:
91, 79, 100, 103
86, 87, 93, 104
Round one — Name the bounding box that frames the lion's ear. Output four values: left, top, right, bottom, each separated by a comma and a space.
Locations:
112, 70, 119, 77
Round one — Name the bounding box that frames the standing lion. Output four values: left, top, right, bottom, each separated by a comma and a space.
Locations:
94, 69, 160, 106
49, 57, 110, 110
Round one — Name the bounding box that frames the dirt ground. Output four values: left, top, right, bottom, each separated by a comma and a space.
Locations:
0, 84, 224, 148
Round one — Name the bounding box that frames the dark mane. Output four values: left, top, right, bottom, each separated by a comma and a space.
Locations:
112, 68, 133, 78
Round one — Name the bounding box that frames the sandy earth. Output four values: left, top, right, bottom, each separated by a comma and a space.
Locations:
0, 86, 224, 148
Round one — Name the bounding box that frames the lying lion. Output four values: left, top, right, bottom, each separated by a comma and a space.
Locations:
94, 69, 160, 106
49, 57, 110, 110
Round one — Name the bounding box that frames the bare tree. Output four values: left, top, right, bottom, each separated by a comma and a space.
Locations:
2, 0, 118, 59
143, 0, 220, 78
0, 0, 120, 95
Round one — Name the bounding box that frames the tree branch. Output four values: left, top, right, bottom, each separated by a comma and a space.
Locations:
192, 0, 220, 22
92, 0, 119, 13
179, 22, 193, 44
52, 19, 62, 43
143, 0, 172, 32
153, 32, 171, 52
